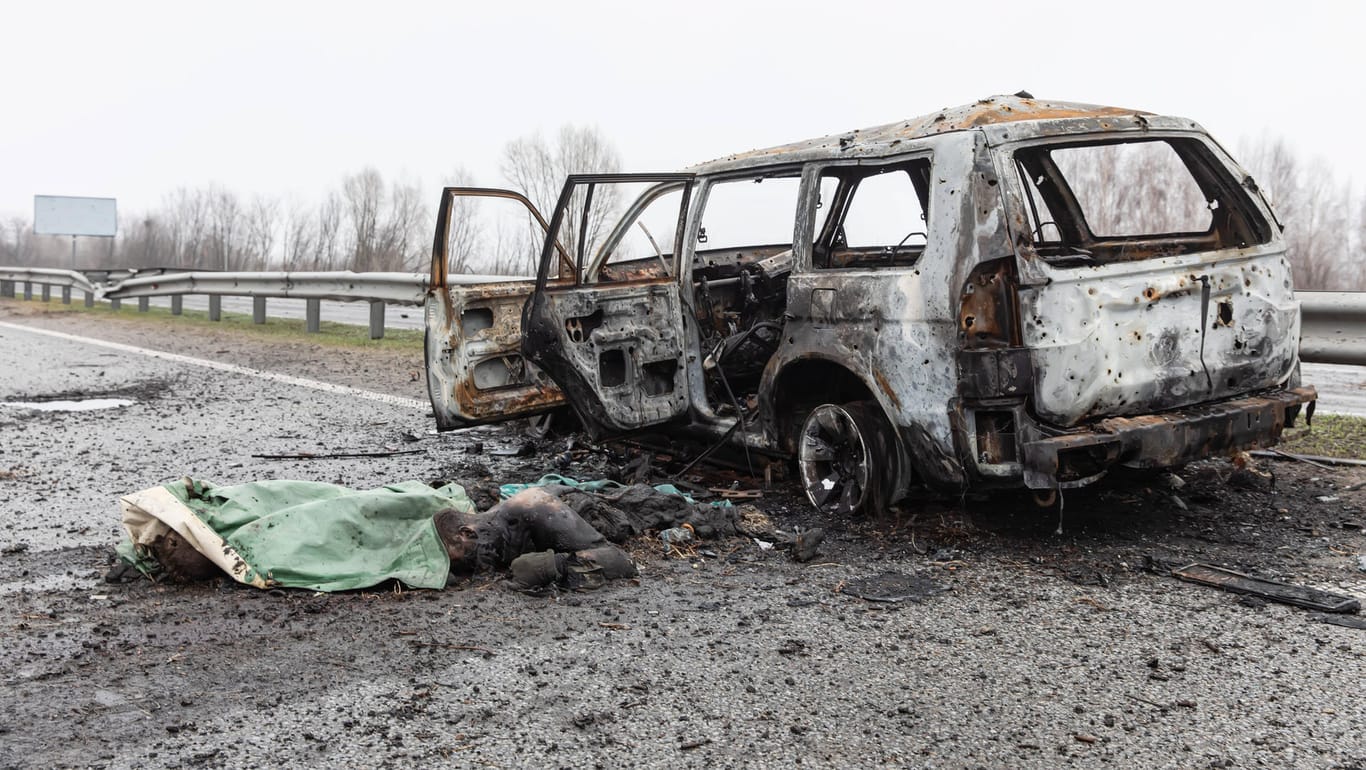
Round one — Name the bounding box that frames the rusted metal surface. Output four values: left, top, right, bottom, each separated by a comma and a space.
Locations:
425, 280, 565, 430
1020, 387, 1316, 489
424, 95, 1320, 505
691, 95, 1159, 175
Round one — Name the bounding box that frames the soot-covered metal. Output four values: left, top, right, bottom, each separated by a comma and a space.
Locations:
423, 95, 1316, 514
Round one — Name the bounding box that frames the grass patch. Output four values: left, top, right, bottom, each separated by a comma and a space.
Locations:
1278, 413, 1366, 460
5, 297, 424, 351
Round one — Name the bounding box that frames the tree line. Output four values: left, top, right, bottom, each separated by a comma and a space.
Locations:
0, 130, 1360, 290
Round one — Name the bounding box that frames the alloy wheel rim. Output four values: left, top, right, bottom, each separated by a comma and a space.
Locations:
798, 405, 870, 514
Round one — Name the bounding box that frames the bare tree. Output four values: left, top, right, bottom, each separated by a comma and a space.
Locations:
379, 176, 428, 272
1240, 136, 1353, 290
499, 124, 622, 275
1356, 196, 1366, 290
280, 198, 316, 271
313, 191, 343, 271
342, 168, 384, 272
243, 195, 279, 269
443, 166, 480, 275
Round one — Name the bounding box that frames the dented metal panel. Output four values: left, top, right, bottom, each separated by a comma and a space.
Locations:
1021, 387, 1316, 489
424, 281, 565, 429
524, 282, 689, 435
1017, 251, 1301, 427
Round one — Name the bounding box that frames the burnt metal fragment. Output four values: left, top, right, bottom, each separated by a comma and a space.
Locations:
1171, 563, 1361, 613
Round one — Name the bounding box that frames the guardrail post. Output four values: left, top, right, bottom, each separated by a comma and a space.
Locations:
41, 284, 50, 302
171, 295, 182, 315
138, 297, 149, 313
23, 282, 32, 300
369, 300, 385, 340
306, 299, 321, 333
61, 287, 71, 305
0, 280, 12, 297
208, 295, 221, 321
83, 291, 94, 308
253, 297, 266, 324
110, 298, 121, 310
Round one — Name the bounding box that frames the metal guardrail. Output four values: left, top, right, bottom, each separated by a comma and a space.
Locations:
1, 266, 1363, 356
103, 270, 433, 305
1299, 291, 1366, 367
102, 270, 436, 338
0, 267, 99, 306
0, 267, 525, 339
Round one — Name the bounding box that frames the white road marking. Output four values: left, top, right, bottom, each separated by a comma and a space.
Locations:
0, 321, 429, 412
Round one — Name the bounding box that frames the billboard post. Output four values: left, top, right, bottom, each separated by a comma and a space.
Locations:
34, 195, 117, 267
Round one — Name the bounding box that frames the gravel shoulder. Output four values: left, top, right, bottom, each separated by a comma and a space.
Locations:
2, 299, 1365, 769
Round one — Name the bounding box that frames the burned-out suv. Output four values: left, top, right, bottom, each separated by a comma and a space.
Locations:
424, 95, 1316, 515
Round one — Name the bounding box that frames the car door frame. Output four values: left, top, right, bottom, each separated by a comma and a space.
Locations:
424, 187, 573, 430
521, 173, 697, 438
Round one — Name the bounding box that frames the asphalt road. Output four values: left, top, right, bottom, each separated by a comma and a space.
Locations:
1, 313, 1364, 768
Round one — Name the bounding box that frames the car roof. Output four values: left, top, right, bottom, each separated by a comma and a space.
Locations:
688, 94, 1194, 175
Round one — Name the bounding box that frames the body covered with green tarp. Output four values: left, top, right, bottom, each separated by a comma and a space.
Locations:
117, 478, 475, 591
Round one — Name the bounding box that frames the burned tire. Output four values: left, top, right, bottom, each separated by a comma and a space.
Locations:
797, 401, 896, 516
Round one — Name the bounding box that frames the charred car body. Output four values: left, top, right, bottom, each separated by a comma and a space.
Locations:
424, 95, 1316, 515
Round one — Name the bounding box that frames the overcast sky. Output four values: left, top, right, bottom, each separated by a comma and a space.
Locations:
2, 0, 1362, 223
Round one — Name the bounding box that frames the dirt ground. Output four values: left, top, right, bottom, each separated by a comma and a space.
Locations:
3, 300, 1365, 768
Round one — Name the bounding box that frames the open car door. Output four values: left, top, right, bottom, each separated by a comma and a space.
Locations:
425, 188, 574, 430
522, 174, 696, 438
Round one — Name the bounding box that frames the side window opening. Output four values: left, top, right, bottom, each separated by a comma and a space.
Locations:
593, 183, 686, 282
1013, 137, 1270, 265
544, 178, 690, 285
689, 172, 802, 419
814, 159, 932, 270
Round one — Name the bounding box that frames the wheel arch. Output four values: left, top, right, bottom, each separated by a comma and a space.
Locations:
761, 355, 918, 499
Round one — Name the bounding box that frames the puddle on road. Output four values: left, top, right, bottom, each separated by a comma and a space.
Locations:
2, 398, 134, 412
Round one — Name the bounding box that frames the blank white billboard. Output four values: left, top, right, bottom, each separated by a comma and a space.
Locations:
34, 195, 117, 237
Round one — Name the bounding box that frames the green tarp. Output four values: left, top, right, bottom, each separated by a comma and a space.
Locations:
117, 478, 475, 591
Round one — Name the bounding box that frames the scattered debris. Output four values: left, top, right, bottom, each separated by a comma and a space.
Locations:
1160, 472, 1186, 491
710, 487, 761, 500
679, 739, 713, 751
838, 572, 946, 604
660, 523, 695, 555
1267, 448, 1334, 470
1170, 563, 1361, 613
791, 527, 824, 563
735, 504, 774, 538
1311, 613, 1366, 630
251, 449, 425, 460
1252, 450, 1366, 468
1316, 496, 1340, 503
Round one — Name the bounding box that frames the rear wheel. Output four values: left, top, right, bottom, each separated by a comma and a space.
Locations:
797, 401, 895, 516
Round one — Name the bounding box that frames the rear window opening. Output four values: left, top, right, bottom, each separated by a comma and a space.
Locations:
1012, 137, 1270, 266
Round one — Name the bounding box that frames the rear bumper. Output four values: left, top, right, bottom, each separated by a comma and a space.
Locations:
1021, 387, 1317, 489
